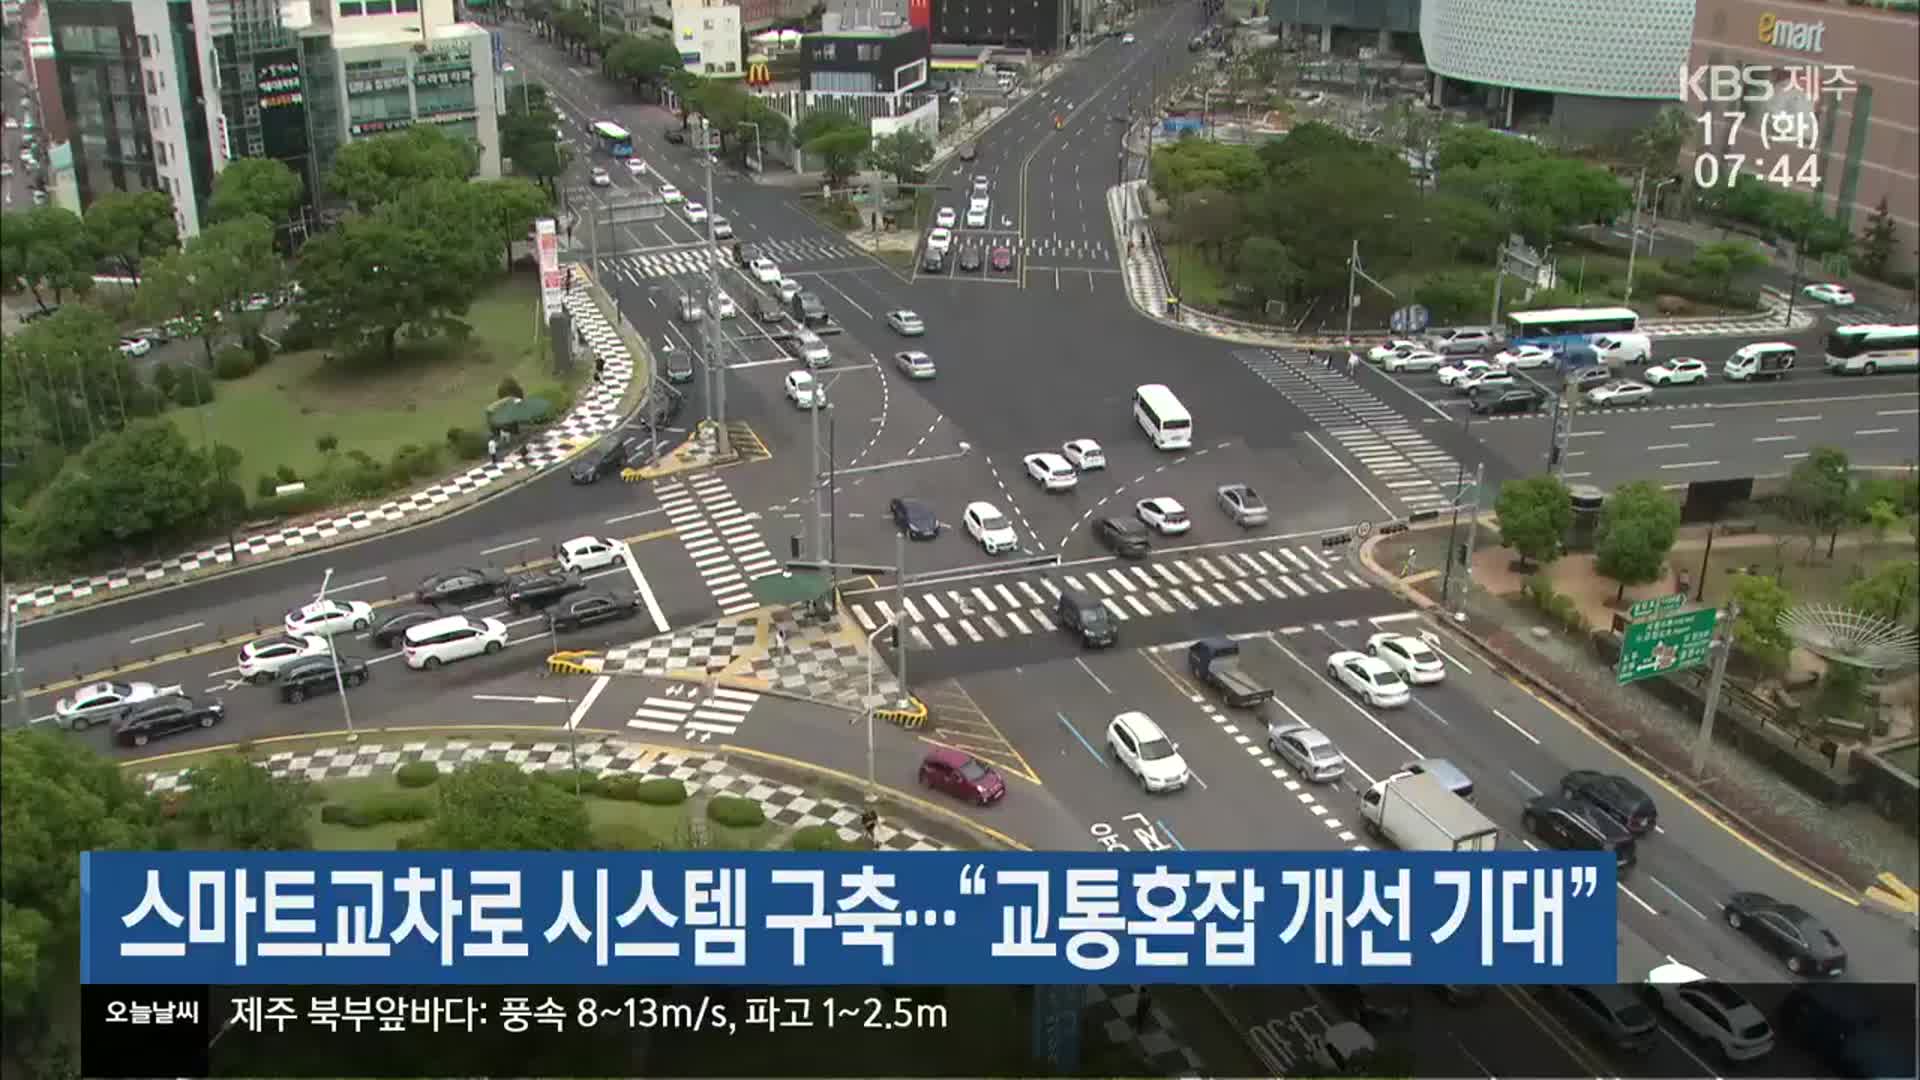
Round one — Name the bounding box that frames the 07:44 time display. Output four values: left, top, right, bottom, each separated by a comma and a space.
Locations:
1694, 151, 1821, 190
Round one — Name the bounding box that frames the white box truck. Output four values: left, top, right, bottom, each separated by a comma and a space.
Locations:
1359, 770, 1500, 851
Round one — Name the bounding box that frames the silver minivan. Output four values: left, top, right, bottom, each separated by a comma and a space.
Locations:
1429, 328, 1496, 355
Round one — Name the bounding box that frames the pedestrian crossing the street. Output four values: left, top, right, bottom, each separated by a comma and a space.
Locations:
655, 474, 780, 617
1237, 349, 1461, 514
604, 237, 868, 284
627, 683, 763, 742
843, 544, 1375, 651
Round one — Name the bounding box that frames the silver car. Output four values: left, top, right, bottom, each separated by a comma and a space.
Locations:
56, 680, 163, 729
1217, 484, 1269, 527
1268, 720, 1347, 783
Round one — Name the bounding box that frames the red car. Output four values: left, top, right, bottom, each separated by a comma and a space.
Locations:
918, 748, 1007, 806
989, 246, 1013, 272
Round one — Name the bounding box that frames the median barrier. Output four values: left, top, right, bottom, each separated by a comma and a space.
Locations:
873, 697, 927, 730
547, 650, 602, 675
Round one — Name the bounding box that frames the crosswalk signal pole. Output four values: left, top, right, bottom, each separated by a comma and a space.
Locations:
699, 116, 731, 457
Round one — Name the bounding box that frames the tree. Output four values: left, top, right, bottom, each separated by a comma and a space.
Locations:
206, 157, 304, 228
1680, 239, 1768, 301
13, 419, 217, 564
1173, 187, 1243, 263
1234, 235, 1300, 309
806, 125, 872, 190
0, 730, 159, 1038
1594, 481, 1680, 603
1845, 559, 1919, 623
867, 129, 935, 186
1150, 139, 1264, 202
499, 82, 571, 195
137, 214, 281, 367
0, 206, 96, 309
177, 757, 313, 850
328, 126, 479, 211
414, 761, 592, 849
1783, 446, 1853, 560
1728, 574, 1794, 672
1857, 197, 1897, 279
1629, 106, 1693, 178
473, 178, 551, 271
1415, 271, 1497, 323
604, 33, 682, 91
1495, 475, 1574, 569
0, 305, 146, 452
83, 191, 178, 287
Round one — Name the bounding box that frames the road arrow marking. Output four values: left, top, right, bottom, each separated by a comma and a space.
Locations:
472, 694, 571, 705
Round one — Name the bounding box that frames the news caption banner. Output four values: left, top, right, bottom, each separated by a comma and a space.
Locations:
83, 851, 1615, 1076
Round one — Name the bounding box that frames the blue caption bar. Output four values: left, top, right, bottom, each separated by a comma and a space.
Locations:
82, 852, 1616, 985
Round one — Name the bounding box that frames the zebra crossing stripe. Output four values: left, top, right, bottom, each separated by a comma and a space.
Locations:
1103, 598, 1130, 621
959, 619, 984, 642
935, 623, 958, 646
1124, 595, 1152, 617
1005, 611, 1032, 634
1192, 583, 1221, 606
923, 593, 949, 619
994, 582, 1020, 607
1170, 588, 1198, 610
970, 586, 997, 611
982, 614, 1008, 636
852, 605, 876, 631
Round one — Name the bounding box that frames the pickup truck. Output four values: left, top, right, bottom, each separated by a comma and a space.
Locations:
1187, 637, 1273, 708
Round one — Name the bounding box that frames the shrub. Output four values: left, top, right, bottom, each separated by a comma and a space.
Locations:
531, 383, 576, 421
254, 486, 331, 518
706, 795, 766, 829
496, 375, 525, 400
255, 474, 279, 500
151, 363, 179, 399
355, 792, 434, 825
633, 777, 689, 806
213, 347, 257, 380
319, 803, 368, 828
392, 830, 430, 850
385, 443, 443, 487
395, 761, 440, 788
277, 318, 321, 352
599, 775, 647, 802
445, 426, 489, 461
275, 464, 301, 484
535, 768, 599, 793
250, 335, 273, 366
594, 824, 665, 851
168, 365, 215, 406
324, 449, 389, 500
789, 824, 850, 851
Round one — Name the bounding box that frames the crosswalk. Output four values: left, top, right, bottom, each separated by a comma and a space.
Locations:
1237, 349, 1461, 514
628, 684, 763, 742
655, 475, 780, 617
843, 544, 1374, 650
603, 237, 869, 284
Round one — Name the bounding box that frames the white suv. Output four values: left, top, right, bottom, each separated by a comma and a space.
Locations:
403, 616, 509, 669
1107, 712, 1191, 792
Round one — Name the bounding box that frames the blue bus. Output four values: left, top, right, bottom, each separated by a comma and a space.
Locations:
591, 120, 633, 158
1504, 306, 1639, 350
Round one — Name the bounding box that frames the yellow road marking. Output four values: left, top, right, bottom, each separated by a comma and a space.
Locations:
923, 678, 1042, 784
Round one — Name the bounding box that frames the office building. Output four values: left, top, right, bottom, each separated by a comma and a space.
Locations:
1268, 0, 1421, 56
671, 0, 741, 77
804, 0, 927, 94
929, 0, 1066, 55
1687, 0, 1918, 270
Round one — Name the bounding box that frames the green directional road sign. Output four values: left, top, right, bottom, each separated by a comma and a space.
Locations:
1628, 592, 1687, 620
1617, 606, 1719, 685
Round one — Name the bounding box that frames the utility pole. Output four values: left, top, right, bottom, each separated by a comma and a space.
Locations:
1461, 462, 1485, 608
1489, 242, 1507, 330
1691, 601, 1740, 776
698, 116, 731, 456
809, 394, 827, 561
1343, 237, 1358, 342
1623, 167, 1647, 304
894, 529, 908, 697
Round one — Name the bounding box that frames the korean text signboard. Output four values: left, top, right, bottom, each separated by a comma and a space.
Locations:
1617, 606, 1719, 685
534, 218, 562, 319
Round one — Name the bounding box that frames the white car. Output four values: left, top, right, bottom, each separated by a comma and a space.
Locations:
1456, 367, 1514, 395
237, 633, 330, 683
963, 501, 1019, 554
712, 293, 736, 319
1644, 963, 1775, 1062
964, 206, 989, 229
285, 599, 375, 637
927, 227, 954, 254
784, 370, 824, 409
1107, 711, 1190, 792
1367, 339, 1424, 362
1267, 720, 1346, 784
657, 182, 683, 203
1134, 497, 1190, 536
56, 680, 163, 730
1802, 282, 1854, 307
1327, 650, 1410, 708
1061, 438, 1105, 470
1121, 32, 1136, 43
555, 535, 624, 573
684, 201, 709, 224
589, 167, 612, 187
0, 163, 12, 177
885, 309, 925, 336
1436, 358, 1499, 387
971, 175, 990, 196
935, 206, 958, 229
625, 157, 648, 175
402, 615, 509, 670
776, 277, 802, 302
1366, 632, 1446, 685
118, 336, 152, 358
1587, 380, 1652, 406
1024, 452, 1078, 491
711, 216, 734, 239
1645, 357, 1708, 386
893, 350, 936, 379
749, 257, 780, 284
1495, 345, 1555, 370
1380, 349, 1443, 373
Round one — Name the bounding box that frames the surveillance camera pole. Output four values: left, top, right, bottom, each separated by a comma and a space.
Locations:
1691, 600, 1741, 777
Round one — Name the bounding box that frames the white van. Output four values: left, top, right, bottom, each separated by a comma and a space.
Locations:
403, 615, 508, 669
1589, 332, 1652, 366
1133, 384, 1192, 450
794, 329, 831, 367
1725, 342, 1796, 381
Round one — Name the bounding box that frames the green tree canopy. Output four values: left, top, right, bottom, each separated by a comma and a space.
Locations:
83, 191, 179, 287
499, 82, 572, 195
136, 213, 281, 366
1495, 475, 1574, 569
13, 419, 219, 565
207, 158, 305, 226
1782, 446, 1853, 559
867, 129, 935, 186
329, 126, 480, 212
0, 304, 146, 453
1729, 573, 1794, 672
807, 126, 873, 189
1595, 481, 1681, 602
1234, 235, 1301, 309
415, 761, 592, 849
1150, 139, 1264, 202
177, 757, 314, 850
1845, 560, 1919, 623
0, 205, 96, 309
473, 178, 552, 271
604, 33, 682, 88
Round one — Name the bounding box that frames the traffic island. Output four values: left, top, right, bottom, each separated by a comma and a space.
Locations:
621, 420, 770, 482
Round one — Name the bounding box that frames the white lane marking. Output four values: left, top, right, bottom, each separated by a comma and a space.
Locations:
480, 536, 541, 555
1508, 769, 1541, 796
130, 622, 205, 645
1659, 460, 1722, 470
1669, 422, 1715, 430
568, 676, 610, 730
1753, 435, 1796, 443
1491, 707, 1541, 745
605, 507, 664, 525
1645, 442, 1689, 451
620, 543, 670, 634
1619, 883, 1660, 917
1648, 874, 1709, 920
329, 576, 388, 595
1075, 657, 1112, 694
1854, 427, 1899, 435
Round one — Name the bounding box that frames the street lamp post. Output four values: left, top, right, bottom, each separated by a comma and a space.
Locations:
864, 619, 896, 805
317, 568, 359, 744
739, 120, 762, 174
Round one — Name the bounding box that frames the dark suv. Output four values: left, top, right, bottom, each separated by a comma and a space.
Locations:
1560, 769, 1657, 835
1471, 388, 1542, 415
1056, 590, 1115, 647
548, 592, 642, 632
278, 654, 370, 704
570, 432, 650, 484
731, 242, 762, 268
1524, 793, 1636, 869
113, 695, 224, 747
505, 571, 584, 612
416, 567, 507, 606
1094, 516, 1150, 559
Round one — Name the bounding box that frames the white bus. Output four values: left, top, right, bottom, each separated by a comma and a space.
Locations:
1133, 384, 1192, 450
1504, 306, 1640, 349
590, 120, 633, 157
1825, 324, 1919, 375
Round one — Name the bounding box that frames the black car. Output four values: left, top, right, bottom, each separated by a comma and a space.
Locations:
570, 432, 650, 484
1471, 388, 1543, 415
665, 346, 695, 384
664, 128, 686, 144
1094, 516, 1150, 559
1550, 984, 1658, 1054
1560, 769, 1657, 835
1723, 891, 1848, 976
278, 654, 370, 704
505, 571, 584, 612
370, 609, 440, 648
756, 294, 786, 323
113, 695, 224, 747
731, 242, 762, 268
416, 568, 507, 606
889, 497, 939, 540
1523, 793, 1636, 869
921, 247, 945, 273
957, 247, 983, 272
548, 592, 642, 632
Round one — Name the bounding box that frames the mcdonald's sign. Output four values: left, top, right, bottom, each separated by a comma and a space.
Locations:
746, 54, 772, 86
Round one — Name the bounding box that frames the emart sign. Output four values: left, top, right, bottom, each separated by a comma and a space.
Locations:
1759, 12, 1827, 53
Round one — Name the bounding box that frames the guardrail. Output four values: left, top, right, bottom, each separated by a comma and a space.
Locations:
873, 697, 927, 730
546, 650, 602, 675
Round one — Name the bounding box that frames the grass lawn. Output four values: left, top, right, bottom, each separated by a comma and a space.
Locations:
1164, 242, 1233, 309
173, 277, 581, 482
1696, 541, 1917, 610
